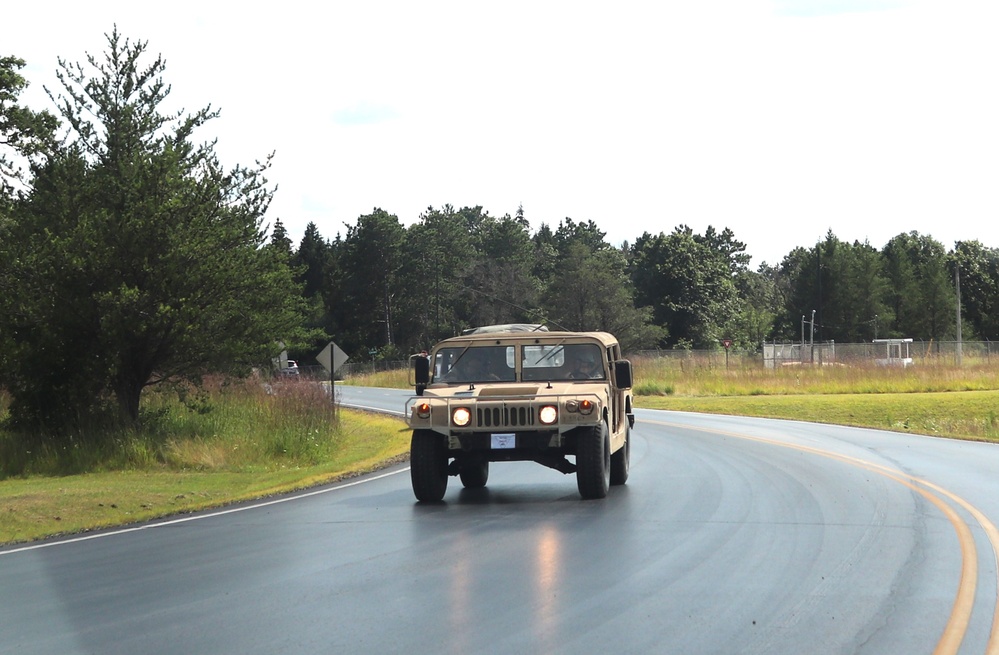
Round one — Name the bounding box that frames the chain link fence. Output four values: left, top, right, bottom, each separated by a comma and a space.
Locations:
308, 341, 999, 378
635, 341, 999, 368
339, 360, 409, 378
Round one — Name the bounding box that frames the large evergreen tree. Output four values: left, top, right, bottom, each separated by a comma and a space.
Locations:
882, 232, 955, 341
0, 30, 304, 429
293, 222, 331, 300
398, 205, 476, 344
268, 218, 294, 260
805, 233, 886, 342
464, 211, 540, 327
1, 56, 59, 388
843, 240, 892, 341
337, 208, 405, 356
544, 242, 663, 351
287, 221, 335, 360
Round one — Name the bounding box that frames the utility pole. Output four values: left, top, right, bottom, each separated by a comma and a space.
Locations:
810, 309, 816, 363
956, 264, 963, 366
801, 315, 805, 363
802, 310, 817, 364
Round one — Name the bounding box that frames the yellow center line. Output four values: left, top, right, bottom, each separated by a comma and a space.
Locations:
643, 418, 999, 655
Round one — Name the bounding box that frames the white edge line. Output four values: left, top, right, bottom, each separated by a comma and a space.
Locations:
1, 464, 409, 557
1, 398, 409, 556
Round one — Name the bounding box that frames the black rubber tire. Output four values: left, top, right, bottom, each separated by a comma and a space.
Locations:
410, 429, 448, 502
459, 459, 489, 488
576, 421, 611, 499
610, 423, 630, 486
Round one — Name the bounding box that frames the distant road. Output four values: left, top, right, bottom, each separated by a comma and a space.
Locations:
3, 386, 999, 654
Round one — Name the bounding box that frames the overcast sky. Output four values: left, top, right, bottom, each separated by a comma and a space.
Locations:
5, 0, 998, 266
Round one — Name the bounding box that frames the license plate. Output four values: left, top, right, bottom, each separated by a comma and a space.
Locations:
491, 433, 515, 449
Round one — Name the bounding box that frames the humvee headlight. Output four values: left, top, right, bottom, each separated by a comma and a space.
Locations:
539, 405, 558, 425
452, 407, 472, 427
415, 402, 431, 419
578, 399, 595, 415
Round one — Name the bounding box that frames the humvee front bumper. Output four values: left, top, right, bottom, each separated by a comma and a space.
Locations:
405, 393, 603, 437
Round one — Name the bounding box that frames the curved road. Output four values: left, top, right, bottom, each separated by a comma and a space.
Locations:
2, 386, 999, 654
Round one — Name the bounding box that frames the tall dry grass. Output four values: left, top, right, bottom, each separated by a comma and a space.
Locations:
0, 376, 342, 478
343, 355, 999, 397
150, 376, 341, 470
343, 367, 410, 389
630, 355, 999, 397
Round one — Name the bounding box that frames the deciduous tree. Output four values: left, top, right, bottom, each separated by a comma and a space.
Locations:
953, 240, 999, 340
630, 226, 740, 348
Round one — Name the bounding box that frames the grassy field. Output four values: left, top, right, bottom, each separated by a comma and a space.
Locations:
0, 379, 410, 545
627, 356, 999, 442
639, 390, 999, 441
346, 357, 999, 441
4, 356, 999, 545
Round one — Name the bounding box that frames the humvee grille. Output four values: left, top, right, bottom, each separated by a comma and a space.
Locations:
477, 405, 536, 428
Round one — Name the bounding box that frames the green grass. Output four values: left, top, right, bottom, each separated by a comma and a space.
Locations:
625, 356, 999, 442
0, 378, 410, 545
639, 390, 999, 442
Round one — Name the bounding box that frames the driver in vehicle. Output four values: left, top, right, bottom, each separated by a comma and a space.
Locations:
446, 351, 499, 382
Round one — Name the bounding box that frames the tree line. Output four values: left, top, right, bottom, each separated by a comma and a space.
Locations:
3, 31, 998, 432
279, 212, 998, 368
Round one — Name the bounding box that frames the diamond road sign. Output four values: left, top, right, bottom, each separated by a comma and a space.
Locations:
317, 341, 349, 373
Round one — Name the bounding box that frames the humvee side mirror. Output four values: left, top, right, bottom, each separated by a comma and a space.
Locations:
614, 360, 633, 390
412, 354, 431, 396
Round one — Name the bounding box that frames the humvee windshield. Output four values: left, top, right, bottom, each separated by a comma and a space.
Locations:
434, 343, 605, 383
435, 345, 516, 382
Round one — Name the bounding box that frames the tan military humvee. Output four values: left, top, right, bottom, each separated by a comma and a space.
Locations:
406, 324, 635, 501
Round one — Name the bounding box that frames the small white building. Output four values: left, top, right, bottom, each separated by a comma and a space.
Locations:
873, 338, 913, 367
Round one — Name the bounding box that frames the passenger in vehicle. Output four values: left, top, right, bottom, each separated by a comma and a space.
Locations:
567, 347, 603, 379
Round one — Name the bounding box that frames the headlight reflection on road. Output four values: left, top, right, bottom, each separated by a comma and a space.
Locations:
447, 532, 473, 654
444, 523, 563, 652
533, 525, 562, 649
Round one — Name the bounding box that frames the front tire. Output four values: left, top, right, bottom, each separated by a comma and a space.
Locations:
576, 421, 611, 499
411, 429, 448, 502
610, 424, 630, 486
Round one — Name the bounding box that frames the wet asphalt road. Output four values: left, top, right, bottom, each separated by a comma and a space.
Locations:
2, 386, 998, 654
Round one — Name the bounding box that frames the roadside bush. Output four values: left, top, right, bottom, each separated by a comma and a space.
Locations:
0, 376, 341, 479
